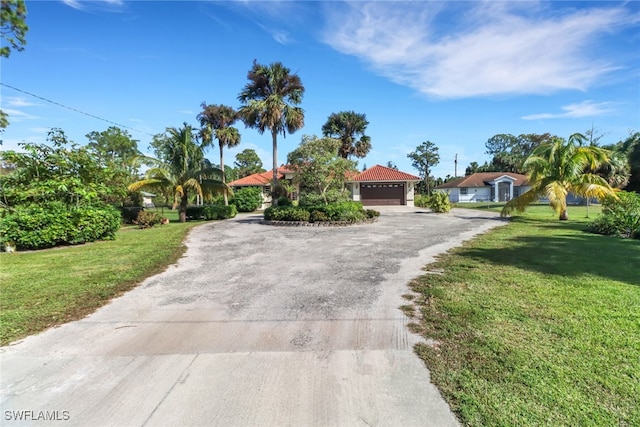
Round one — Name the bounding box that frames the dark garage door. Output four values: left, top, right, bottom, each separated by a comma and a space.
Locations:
360, 183, 404, 206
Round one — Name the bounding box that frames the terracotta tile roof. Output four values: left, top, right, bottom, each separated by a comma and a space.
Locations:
434, 172, 529, 189
228, 167, 288, 187
349, 165, 420, 182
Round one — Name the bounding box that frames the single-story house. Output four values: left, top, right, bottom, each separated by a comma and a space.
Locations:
346, 165, 420, 206
433, 172, 530, 203
227, 164, 421, 208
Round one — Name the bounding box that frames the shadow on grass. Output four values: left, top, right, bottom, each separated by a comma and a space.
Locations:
453, 217, 640, 286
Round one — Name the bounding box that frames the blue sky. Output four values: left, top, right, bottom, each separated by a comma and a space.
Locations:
1, 0, 639, 178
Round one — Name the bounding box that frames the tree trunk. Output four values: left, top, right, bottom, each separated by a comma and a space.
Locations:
559, 208, 568, 220
179, 193, 188, 223
220, 143, 228, 206
272, 130, 279, 207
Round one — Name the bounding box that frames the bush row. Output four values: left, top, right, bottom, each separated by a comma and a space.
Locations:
264, 201, 379, 223
185, 204, 238, 221
0, 202, 121, 250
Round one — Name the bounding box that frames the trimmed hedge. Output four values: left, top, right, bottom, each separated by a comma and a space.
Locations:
264, 201, 377, 224
185, 204, 238, 221
0, 202, 121, 250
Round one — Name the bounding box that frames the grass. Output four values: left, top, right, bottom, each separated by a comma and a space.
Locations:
0, 219, 199, 345
409, 205, 640, 426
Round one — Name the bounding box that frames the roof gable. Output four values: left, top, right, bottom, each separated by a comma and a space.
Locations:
350, 165, 420, 182
228, 168, 288, 187
434, 172, 529, 189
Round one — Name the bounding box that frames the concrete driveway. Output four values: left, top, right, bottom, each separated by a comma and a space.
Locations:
0, 207, 504, 426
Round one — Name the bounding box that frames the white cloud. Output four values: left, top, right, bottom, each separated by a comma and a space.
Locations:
521, 101, 616, 120
323, 2, 633, 98
3, 97, 38, 108
2, 108, 38, 121
62, 0, 124, 12
258, 24, 291, 45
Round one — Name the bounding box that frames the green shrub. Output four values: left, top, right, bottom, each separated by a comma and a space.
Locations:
0, 203, 121, 250
187, 204, 237, 221
299, 189, 352, 207
310, 210, 329, 222
276, 196, 293, 207
365, 209, 380, 219
414, 194, 430, 208
264, 206, 310, 222
231, 187, 263, 212
427, 192, 452, 213
133, 210, 163, 229
588, 191, 640, 239
120, 206, 144, 224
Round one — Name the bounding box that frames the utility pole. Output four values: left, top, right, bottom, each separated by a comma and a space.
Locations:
454, 154, 458, 177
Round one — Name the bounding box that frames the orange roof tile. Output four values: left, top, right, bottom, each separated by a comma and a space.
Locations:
350, 165, 420, 182
228, 167, 290, 187
434, 172, 529, 189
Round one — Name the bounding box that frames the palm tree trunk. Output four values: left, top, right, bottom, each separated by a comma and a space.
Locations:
220, 144, 228, 206
179, 193, 188, 223
559, 208, 568, 220
272, 129, 279, 207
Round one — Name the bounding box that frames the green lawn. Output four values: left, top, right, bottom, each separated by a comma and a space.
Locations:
0, 220, 198, 345
409, 205, 640, 426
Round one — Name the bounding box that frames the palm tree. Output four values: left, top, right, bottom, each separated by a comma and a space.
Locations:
238, 60, 304, 199
128, 124, 228, 222
502, 133, 617, 221
198, 103, 241, 205
322, 111, 371, 158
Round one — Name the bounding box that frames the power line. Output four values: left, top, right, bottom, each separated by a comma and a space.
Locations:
1, 82, 156, 137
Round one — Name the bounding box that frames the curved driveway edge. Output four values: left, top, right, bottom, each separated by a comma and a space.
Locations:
1, 207, 505, 426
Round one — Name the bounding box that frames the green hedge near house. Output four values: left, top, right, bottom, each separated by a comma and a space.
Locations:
185, 204, 238, 221
264, 201, 379, 223
0, 203, 121, 250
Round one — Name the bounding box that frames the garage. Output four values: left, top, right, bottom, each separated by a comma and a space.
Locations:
360, 183, 405, 206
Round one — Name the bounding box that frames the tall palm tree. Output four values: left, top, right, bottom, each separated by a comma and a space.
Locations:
238, 60, 304, 198
128, 124, 228, 222
322, 111, 371, 159
198, 103, 241, 205
502, 133, 617, 220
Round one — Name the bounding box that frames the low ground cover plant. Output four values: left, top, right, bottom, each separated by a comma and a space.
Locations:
407, 206, 639, 426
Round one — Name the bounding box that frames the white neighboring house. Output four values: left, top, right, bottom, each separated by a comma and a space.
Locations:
141, 191, 156, 208
433, 172, 530, 203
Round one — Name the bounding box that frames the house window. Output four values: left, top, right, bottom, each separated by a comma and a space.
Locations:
514, 188, 520, 198
460, 187, 468, 195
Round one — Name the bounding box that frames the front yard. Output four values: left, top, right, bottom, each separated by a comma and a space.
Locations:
408, 205, 640, 426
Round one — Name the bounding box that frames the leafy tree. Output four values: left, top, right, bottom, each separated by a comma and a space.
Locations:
386, 161, 398, 170
234, 148, 265, 177
129, 124, 228, 222
0, 129, 115, 207
321, 111, 371, 159
1, 0, 29, 137
502, 133, 617, 220
625, 132, 640, 193
85, 126, 141, 205
408, 141, 440, 195
287, 135, 357, 205
238, 60, 305, 199
485, 133, 555, 173
197, 103, 241, 205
